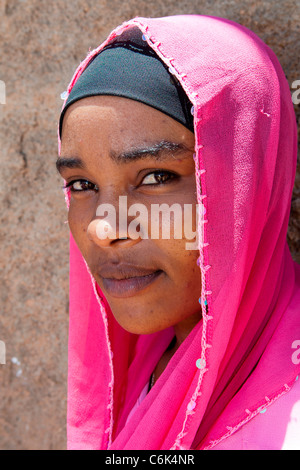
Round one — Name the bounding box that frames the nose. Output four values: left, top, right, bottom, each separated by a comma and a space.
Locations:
87, 217, 115, 247
87, 198, 144, 248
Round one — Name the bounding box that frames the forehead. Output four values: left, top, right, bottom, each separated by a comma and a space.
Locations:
60, 95, 195, 155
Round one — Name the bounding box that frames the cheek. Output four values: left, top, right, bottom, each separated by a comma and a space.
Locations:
155, 236, 201, 299
176, 249, 201, 297
68, 202, 93, 251
182, 253, 202, 298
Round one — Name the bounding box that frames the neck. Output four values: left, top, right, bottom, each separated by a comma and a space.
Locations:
153, 311, 201, 384
173, 310, 201, 349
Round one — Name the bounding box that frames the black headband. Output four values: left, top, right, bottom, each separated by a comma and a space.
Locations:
59, 27, 194, 137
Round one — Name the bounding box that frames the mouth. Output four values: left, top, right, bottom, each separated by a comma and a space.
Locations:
99, 266, 163, 298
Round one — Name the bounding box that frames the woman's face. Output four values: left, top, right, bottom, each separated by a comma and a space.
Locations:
58, 95, 202, 335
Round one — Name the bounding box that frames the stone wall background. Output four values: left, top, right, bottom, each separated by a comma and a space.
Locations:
0, 0, 299, 450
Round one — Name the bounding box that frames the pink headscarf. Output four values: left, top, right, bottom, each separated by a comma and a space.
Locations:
59, 15, 300, 449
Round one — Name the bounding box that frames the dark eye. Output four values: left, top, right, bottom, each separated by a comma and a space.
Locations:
64, 179, 98, 192
141, 170, 177, 185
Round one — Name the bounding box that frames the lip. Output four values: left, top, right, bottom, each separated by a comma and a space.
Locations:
99, 266, 163, 298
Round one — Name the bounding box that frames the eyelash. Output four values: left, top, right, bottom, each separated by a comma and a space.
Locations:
141, 170, 177, 186
63, 180, 99, 192
63, 170, 178, 192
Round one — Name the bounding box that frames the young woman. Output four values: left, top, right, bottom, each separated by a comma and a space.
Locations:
57, 15, 300, 450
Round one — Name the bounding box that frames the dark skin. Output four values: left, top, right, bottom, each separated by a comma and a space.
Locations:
58, 95, 202, 382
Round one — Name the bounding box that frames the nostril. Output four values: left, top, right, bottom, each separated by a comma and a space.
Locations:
87, 218, 116, 243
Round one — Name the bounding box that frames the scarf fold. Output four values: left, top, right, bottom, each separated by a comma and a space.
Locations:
59, 15, 300, 450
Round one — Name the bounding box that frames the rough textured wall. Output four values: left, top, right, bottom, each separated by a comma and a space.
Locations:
0, 0, 299, 450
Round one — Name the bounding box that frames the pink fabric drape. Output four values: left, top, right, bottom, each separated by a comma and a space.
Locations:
59, 15, 300, 450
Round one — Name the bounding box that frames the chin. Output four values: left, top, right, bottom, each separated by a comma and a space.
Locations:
110, 308, 170, 335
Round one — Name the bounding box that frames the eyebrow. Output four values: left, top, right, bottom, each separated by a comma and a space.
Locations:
56, 140, 192, 174
111, 140, 191, 162
56, 156, 86, 173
